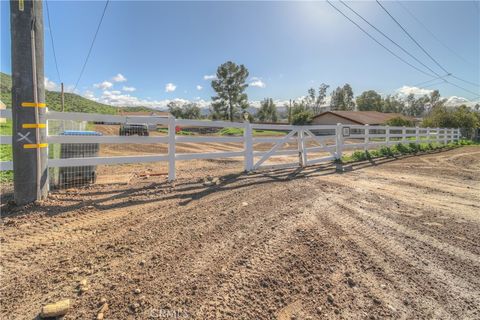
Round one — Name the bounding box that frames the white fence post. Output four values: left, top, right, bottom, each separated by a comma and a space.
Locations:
297, 128, 307, 167
335, 123, 343, 160
244, 121, 253, 172
402, 126, 406, 144
168, 115, 176, 182
415, 126, 419, 145
364, 124, 369, 151
436, 127, 440, 143
427, 127, 430, 143
444, 128, 448, 144
385, 125, 390, 146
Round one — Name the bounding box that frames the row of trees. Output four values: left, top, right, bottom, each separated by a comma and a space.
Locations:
172, 61, 479, 137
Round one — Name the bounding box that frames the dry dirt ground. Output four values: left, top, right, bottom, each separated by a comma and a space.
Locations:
1, 146, 479, 319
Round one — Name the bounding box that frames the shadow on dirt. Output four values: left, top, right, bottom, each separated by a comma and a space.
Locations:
0, 148, 455, 218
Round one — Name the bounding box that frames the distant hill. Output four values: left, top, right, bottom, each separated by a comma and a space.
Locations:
0, 72, 159, 115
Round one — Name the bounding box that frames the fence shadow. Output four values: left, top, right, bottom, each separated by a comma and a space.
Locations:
1, 148, 458, 218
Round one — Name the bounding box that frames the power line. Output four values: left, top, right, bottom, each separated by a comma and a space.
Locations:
73, 0, 110, 91
375, 0, 450, 75
422, 80, 447, 89
375, 0, 479, 98
413, 75, 447, 87
444, 79, 480, 98
339, 0, 446, 80
45, 0, 61, 83
325, 0, 437, 79
450, 75, 480, 88
397, 1, 477, 68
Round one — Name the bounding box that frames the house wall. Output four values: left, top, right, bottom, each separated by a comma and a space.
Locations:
311, 113, 360, 125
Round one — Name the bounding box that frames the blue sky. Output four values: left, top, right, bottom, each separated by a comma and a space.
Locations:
1, 1, 479, 108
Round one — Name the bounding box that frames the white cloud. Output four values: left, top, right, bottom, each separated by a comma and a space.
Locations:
165, 83, 176, 93
112, 73, 127, 82
94, 81, 113, 90
122, 86, 136, 92
44, 77, 59, 91
83, 90, 97, 101
395, 85, 433, 97
196, 85, 203, 91
203, 74, 216, 80
249, 77, 266, 88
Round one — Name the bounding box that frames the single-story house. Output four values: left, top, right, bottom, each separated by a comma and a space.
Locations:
311, 111, 417, 126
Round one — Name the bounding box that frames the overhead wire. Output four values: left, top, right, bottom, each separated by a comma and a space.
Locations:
325, 0, 437, 79
375, 0, 479, 98
339, 0, 447, 80
375, 0, 450, 75
45, 0, 61, 83
73, 0, 110, 91
397, 1, 477, 68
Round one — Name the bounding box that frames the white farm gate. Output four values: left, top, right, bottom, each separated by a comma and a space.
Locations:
0, 109, 461, 184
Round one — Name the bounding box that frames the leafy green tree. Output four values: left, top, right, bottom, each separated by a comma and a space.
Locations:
304, 84, 329, 114
292, 111, 313, 125
356, 90, 383, 111
382, 95, 405, 113
167, 101, 184, 118
422, 105, 479, 138
385, 116, 414, 127
429, 90, 445, 109
211, 61, 249, 121
182, 103, 201, 119
289, 100, 314, 124
331, 84, 354, 111
168, 101, 201, 119
404, 93, 427, 117
257, 98, 278, 122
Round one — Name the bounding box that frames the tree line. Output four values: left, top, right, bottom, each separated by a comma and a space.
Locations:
167, 61, 479, 136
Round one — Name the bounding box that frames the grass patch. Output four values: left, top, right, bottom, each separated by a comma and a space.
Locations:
0, 144, 13, 183
0, 120, 13, 182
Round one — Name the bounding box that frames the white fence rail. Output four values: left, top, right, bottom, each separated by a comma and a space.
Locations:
0, 109, 461, 181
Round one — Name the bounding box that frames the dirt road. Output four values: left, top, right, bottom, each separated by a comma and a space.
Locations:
1, 146, 479, 319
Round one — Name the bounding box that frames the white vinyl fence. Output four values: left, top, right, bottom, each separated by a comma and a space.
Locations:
0, 109, 461, 182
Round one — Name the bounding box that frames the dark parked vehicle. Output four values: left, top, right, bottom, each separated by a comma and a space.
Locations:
119, 123, 149, 136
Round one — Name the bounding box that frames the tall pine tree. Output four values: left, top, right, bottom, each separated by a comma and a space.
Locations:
211, 61, 249, 121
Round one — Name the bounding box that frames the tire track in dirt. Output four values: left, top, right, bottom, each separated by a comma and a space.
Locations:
315, 195, 479, 319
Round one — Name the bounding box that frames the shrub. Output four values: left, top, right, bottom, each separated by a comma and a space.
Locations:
379, 146, 394, 157
385, 116, 414, 127
396, 143, 411, 154
351, 150, 367, 161
291, 111, 313, 125
408, 142, 420, 153
369, 149, 382, 158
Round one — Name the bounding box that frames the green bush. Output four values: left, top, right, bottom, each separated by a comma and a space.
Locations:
396, 143, 411, 154
291, 111, 313, 125
408, 142, 420, 153
379, 146, 394, 157
351, 150, 368, 161
369, 150, 381, 158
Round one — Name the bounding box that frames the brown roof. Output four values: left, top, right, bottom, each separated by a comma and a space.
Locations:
312, 111, 415, 125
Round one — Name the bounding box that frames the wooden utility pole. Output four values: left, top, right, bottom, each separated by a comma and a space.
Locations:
61, 82, 64, 112
10, 0, 48, 205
